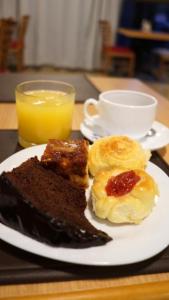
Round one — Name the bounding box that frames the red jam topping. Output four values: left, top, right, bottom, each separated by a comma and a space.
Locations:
105, 170, 140, 197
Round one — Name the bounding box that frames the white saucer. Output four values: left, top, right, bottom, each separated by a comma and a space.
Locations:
80, 121, 169, 151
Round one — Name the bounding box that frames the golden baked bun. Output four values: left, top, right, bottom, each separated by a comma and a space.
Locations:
88, 136, 151, 176
92, 168, 159, 224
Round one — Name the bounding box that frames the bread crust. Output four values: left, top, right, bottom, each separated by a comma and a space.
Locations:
89, 136, 151, 176
92, 168, 159, 224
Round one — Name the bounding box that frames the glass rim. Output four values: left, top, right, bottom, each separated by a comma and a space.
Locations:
15, 80, 76, 95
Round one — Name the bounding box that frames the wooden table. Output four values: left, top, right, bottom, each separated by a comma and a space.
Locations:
118, 28, 169, 79
118, 28, 169, 42
0, 75, 169, 300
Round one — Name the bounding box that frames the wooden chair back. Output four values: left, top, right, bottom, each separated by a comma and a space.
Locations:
0, 19, 15, 70
98, 20, 135, 76
9, 15, 30, 71
17, 15, 30, 45
99, 20, 113, 48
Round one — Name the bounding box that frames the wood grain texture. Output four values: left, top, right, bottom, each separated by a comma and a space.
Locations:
0, 104, 17, 128
118, 28, 169, 41
2, 279, 169, 300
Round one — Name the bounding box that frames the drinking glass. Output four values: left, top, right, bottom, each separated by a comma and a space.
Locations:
15, 80, 75, 148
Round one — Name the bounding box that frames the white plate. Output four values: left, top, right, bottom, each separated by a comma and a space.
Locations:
80, 120, 169, 151
0, 145, 169, 266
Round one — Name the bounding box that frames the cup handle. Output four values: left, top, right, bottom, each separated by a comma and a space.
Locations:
84, 98, 98, 127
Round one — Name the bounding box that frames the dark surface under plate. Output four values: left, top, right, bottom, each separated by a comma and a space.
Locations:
0, 130, 169, 285
0, 73, 99, 103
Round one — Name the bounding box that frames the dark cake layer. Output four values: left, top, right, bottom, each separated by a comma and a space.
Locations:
0, 157, 111, 248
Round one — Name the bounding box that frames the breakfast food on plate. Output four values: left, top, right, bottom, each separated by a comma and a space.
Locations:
0, 134, 158, 250
88, 136, 151, 176
0, 157, 111, 248
92, 168, 159, 224
41, 139, 89, 188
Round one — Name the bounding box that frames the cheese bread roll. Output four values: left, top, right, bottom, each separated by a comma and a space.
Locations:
89, 136, 151, 176
92, 168, 158, 224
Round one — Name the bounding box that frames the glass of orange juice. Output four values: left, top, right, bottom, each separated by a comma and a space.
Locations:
15, 80, 75, 148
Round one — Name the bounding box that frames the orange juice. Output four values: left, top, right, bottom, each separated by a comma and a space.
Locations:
16, 89, 75, 148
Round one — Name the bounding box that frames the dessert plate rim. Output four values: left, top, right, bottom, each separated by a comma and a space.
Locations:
0, 145, 169, 266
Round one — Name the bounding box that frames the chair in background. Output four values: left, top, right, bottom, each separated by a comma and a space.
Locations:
0, 19, 15, 71
99, 20, 135, 77
152, 48, 169, 79
9, 15, 30, 71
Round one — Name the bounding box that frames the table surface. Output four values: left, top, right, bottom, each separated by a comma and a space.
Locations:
118, 28, 169, 42
0, 75, 169, 299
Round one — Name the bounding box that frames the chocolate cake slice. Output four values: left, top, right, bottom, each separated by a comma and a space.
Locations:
0, 157, 111, 248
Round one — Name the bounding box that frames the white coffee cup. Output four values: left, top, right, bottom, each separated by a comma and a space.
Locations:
84, 90, 157, 140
